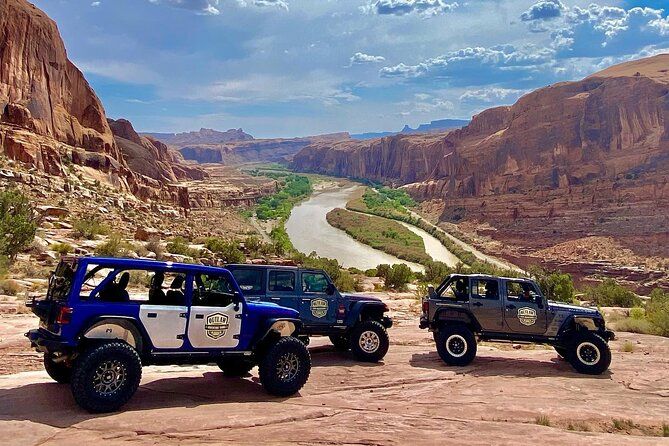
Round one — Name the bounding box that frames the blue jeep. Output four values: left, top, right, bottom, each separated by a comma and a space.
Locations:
26, 257, 312, 412
226, 265, 392, 362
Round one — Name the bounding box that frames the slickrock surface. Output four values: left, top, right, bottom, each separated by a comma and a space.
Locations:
1, 293, 668, 445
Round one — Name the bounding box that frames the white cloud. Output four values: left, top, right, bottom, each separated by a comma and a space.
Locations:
148, 0, 221, 15
459, 88, 527, 104
521, 1, 566, 22
75, 60, 161, 84
363, 0, 459, 17
350, 52, 386, 65
91, 1, 101, 6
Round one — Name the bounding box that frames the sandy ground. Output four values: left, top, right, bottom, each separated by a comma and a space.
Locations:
1, 293, 668, 445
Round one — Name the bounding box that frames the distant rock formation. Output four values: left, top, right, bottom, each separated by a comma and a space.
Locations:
293, 55, 669, 257
145, 128, 254, 146
351, 119, 469, 140
0, 0, 199, 207
108, 119, 207, 183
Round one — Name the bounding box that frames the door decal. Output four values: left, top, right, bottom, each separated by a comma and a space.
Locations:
310, 298, 328, 318
518, 307, 537, 326
205, 313, 230, 339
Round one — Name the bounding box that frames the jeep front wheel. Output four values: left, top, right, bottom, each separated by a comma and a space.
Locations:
44, 353, 72, 384
568, 332, 611, 375
435, 325, 477, 366
70, 342, 142, 413
349, 320, 389, 362
259, 337, 311, 397
218, 359, 254, 377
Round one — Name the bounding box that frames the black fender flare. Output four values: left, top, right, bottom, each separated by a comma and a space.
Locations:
344, 301, 388, 325
252, 318, 303, 355
556, 314, 606, 342
434, 308, 480, 332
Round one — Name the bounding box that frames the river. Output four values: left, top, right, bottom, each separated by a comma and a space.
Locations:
286, 184, 462, 272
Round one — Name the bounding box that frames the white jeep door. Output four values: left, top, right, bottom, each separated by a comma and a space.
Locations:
139, 305, 188, 349
187, 273, 244, 349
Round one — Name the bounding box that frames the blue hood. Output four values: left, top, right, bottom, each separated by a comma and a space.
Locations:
548, 301, 601, 316
247, 300, 300, 319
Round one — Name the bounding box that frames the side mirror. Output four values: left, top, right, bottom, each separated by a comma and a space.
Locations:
326, 283, 336, 295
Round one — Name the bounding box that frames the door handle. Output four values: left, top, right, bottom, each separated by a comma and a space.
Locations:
195, 314, 204, 319
506, 304, 516, 310
472, 302, 483, 307
301, 299, 310, 302
147, 313, 157, 318
270, 297, 280, 301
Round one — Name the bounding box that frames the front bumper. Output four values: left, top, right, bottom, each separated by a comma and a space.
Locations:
602, 329, 615, 341
25, 329, 70, 352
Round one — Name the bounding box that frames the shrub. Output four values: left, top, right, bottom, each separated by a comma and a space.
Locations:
95, 233, 133, 258
383, 264, 413, 290
146, 236, 164, 260
205, 237, 245, 263
611, 317, 658, 335
364, 268, 377, 277
243, 235, 262, 253
535, 415, 551, 426
529, 267, 575, 303
629, 307, 645, 320
583, 279, 642, 308
166, 237, 200, 258
621, 340, 636, 353
0, 279, 20, 296
423, 260, 452, 285
335, 270, 355, 292
133, 243, 149, 258
51, 242, 72, 256
72, 216, 109, 240
376, 264, 391, 279
646, 288, 669, 336
0, 188, 38, 259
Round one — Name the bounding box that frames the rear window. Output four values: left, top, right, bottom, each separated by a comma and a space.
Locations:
47, 260, 76, 301
230, 268, 264, 295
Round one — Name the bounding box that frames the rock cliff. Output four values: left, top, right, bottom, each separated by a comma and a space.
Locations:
292, 55, 669, 256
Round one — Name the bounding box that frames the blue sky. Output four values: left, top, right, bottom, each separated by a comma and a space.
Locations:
32, 0, 669, 138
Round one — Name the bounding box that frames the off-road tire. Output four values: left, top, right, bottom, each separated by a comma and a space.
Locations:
259, 336, 311, 397
554, 346, 568, 360
70, 342, 142, 413
567, 332, 611, 375
349, 320, 389, 362
329, 335, 350, 351
44, 353, 72, 384
297, 335, 310, 346
435, 325, 477, 366
217, 359, 255, 377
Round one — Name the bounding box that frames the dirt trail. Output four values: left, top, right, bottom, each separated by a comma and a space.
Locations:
1, 294, 668, 445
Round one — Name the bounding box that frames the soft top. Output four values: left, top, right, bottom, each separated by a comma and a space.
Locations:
73, 256, 233, 275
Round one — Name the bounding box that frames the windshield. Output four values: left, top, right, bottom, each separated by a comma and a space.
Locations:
46, 259, 76, 301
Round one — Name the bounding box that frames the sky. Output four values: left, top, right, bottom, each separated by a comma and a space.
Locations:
31, 0, 669, 138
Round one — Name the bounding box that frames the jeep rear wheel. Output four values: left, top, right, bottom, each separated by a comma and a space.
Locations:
259, 337, 311, 397
70, 342, 142, 413
568, 332, 611, 375
329, 335, 350, 351
435, 325, 477, 366
349, 320, 389, 362
217, 359, 254, 377
44, 353, 72, 384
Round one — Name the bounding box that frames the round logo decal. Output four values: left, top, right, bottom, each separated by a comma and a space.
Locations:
310, 298, 328, 318
205, 312, 230, 339
517, 307, 537, 326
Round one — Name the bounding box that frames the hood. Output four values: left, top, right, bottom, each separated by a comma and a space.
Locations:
342, 293, 383, 303
548, 301, 601, 316
247, 300, 300, 319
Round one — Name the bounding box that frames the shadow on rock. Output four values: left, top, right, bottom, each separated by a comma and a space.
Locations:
0, 371, 294, 427
308, 344, 384, 368
409, 351, 613, 379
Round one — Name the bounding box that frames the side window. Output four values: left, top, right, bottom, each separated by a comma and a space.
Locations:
86, 268, 186, 305
507, 281, 541, 304
268, 271, 295, 292
440, 277, 469, 301
193, 273, 236, 307
230, 269, 264, 295
81, 265, 114, 296
302, 272, 329, 293
471, 279, 499, 300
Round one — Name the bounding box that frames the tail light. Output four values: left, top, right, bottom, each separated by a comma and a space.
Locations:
56, 306, 73, 325
337, 304, 346, 318
422, 300, 429, 313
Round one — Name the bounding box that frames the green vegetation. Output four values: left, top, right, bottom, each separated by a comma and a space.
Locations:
95, 233, 135, 258
204, 237, 245, 263
376, 263, 414, 291
327, 208, 431, 264
145, 237, 164, 260
621, 340, 636, 353
0, 188, 38, 259
165, 236, 201, 258
0, 278, 20, 296
255, 174, 312, 221
51, 242, 73, 256
583, 279, 642, 307
529, 267, 575, 303
72, 216, 110, 240
347, 186, 415, 219
535, 415, 551, 427
607, 288, 669, 337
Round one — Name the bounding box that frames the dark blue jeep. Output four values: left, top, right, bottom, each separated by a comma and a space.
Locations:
26, 257, 312, 412
226, 264, 392, 362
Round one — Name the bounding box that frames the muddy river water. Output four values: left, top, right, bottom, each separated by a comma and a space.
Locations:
286, 184, 461, 272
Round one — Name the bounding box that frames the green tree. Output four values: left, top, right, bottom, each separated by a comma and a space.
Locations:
424, 261, 452, 285
583, 279, 642, 308
529, 267, 575, 303
0, 188, 38, 259
383, 264, 414, 290
646, 288, 669, 336
205, 237, 245, 263
376, 264, 391, 279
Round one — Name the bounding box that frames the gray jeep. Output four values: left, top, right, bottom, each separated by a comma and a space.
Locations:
419, 274, 614, 374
